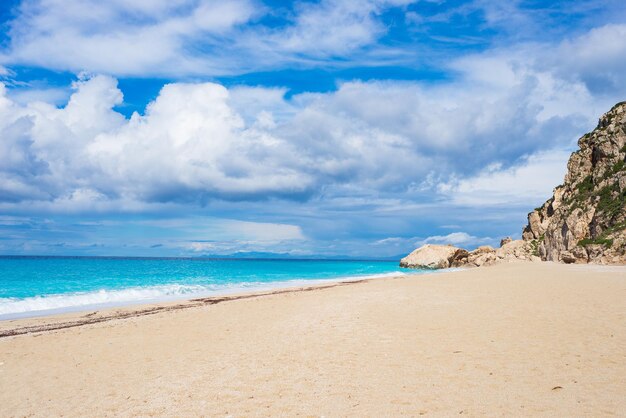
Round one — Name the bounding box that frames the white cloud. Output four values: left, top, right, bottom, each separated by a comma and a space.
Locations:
0, 0, 418, 76
1, 0, 256, 76
370, 231, 496, 253
2, 22, 626, 212
372, 237, 406, 245
0, 68, 607, 211
225, 219, 305, 241
7, 87, 71, 106
1, 0, 624, 84
436, 148, 571, 206
150, 217, 306, 243
253, 0, 415, 58
0, 75, 430, 208
550, 24, 626, 93
415, 231, 493, 248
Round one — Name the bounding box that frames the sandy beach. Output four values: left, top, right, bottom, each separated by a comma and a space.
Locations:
1, 262, 625, 417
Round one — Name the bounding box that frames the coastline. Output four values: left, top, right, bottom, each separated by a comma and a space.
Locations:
1, 261, 625, 416
0, 269, 418, 323
0, 258, 410, 320
0, 272, 413, 338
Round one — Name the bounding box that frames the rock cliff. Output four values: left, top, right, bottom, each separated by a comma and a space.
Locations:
522, 102, 626, 264
400, 102, 625, 269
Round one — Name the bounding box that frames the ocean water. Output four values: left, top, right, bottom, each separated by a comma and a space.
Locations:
0, 257, 420, 319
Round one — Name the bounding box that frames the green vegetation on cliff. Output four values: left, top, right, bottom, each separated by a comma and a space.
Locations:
523, 101, 626, 263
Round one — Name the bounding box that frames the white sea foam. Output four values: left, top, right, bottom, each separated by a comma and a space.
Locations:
0, 271, 408, 320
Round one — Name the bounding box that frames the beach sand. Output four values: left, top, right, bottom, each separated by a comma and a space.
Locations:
1, 262, 625, 417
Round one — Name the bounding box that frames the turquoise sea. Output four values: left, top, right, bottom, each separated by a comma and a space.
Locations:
0, 257, 422, 319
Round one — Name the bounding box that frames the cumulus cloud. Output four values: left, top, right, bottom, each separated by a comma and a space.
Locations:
87, 81, 316, 201
0, 65, 613, 211
0, 75, 427, 208
1, 20, 626, 215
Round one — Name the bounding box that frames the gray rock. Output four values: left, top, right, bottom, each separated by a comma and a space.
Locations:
560, 251, 577, 264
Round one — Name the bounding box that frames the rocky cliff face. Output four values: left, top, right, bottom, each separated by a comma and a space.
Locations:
522, 102, 626, 264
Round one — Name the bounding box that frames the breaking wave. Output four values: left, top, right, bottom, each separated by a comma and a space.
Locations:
0, 271, 406, 319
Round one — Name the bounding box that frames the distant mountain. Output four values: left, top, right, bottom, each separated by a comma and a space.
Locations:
523, 102, 626, 264
196, 251, 404, 261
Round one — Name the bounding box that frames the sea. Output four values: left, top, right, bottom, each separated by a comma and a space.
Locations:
0, 257, 423, 320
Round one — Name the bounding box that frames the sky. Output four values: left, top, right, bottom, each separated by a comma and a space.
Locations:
1, 0, 626, 258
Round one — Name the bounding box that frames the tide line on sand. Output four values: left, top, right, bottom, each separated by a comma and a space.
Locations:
0, 275, 395, 338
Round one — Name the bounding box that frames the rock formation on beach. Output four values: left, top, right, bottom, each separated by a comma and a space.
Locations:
401, 101, 626, 269
522, 102, 626, 264
399, 244, 459, 269
399, 240, 539, 269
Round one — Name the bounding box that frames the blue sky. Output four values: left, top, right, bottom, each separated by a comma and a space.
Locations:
0, 0, 626, 257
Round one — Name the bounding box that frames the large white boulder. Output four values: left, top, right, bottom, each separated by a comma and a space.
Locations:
399, 244, 460, 269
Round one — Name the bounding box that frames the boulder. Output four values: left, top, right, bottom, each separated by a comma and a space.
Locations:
560, 251, 577, 264
466, 246, 497, 267
469, 251, 496, 267
400, 240, 541, 269
495, 239, 535, 262
449, 248, 470, 267
570, 245, 589, 263
399, 244, 460, 269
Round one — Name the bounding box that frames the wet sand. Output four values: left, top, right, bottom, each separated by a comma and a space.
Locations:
1, 262, 625, 416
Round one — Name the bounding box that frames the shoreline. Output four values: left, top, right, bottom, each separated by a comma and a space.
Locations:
0, 274, 399, 338
0, 268, 416, 322
0, 262, 619, 337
